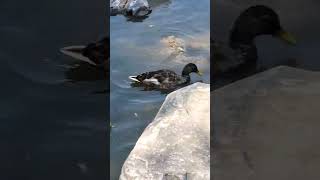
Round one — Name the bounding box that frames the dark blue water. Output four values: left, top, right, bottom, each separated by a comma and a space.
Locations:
110, 0, 210, 178
0, 0, 108, 179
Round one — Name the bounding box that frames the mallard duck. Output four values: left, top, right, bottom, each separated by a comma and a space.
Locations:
212, 5, 296, 78
60, 37, 109, 75
129, 63, 202, 91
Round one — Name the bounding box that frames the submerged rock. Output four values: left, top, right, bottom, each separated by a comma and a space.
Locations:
213, 66, 320, 179
120, 83, 210, 180
110, 0, 152, 17
160, 35, 186, 54
159, 35, 210, 70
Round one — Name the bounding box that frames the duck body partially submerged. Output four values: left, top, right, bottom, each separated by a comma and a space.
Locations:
59, 37, 109, 86
129, 63, 202, 92
60, 37, 109, 79
130, 70, 186, 88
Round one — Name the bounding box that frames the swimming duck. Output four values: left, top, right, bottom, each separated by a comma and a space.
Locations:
212, 5, 296, 78
129, 63, 202, 91
60, 37, 109, 76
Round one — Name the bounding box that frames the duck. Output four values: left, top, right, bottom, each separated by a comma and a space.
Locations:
212, 5, 296, 80
129, 63, 202, 91
60, 37, 109, 78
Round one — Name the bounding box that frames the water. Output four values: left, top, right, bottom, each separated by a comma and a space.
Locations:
110, 0, 210, 178
0, 0, 108, 179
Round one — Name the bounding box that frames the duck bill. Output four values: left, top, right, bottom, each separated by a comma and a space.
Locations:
197, 71, 203, 76
275, 30, 297, 45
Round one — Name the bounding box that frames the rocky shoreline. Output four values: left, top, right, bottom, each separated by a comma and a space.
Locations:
119, 66, 320, 179
110, 0, 152, 17
213, 66, 320, 179
120, 83, 210, 180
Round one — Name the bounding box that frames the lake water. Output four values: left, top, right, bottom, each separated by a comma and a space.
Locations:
0, 0, 108, 179
110, 0, 210, 178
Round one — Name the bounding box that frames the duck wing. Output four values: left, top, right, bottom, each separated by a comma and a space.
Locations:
131, 70, 179, 85
82, 37, 109, 66
212, 39, 260, 89
212, 39, 246, 74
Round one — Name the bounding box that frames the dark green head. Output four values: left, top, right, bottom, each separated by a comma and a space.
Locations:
230, 5, 296, 46
182, 63, 202, 76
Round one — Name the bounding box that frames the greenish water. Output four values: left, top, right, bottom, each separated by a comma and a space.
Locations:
110, 0, 210, 178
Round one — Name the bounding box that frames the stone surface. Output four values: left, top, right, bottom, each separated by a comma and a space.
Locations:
120, 83, 210, 180
213, 66, 320, 180
110, 0, 152, 17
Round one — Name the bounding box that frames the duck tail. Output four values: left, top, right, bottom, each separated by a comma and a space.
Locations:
60, 45, 97, 66
129, 76, 140, 82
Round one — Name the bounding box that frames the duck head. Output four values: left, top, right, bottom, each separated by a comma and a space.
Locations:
229, 5, 296, 47
182, 63, 202, 76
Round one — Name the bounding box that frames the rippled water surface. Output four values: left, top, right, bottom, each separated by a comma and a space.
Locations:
110, 0, 210, 178
0, 0, 107, 179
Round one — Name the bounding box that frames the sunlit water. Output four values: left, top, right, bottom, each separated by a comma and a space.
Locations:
110, 0, 210, 178
0, 0, 107, 179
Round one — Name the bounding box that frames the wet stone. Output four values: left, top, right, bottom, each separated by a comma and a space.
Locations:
120, 83, 210, 180
110, 0, 152, 17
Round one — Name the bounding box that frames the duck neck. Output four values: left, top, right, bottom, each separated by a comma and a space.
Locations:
229, 27, 257, 46
229, 30, 258, 63
182, 71, 191, 83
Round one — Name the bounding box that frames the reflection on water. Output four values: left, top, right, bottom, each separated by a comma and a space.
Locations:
64, 62, 105, 82
110, 0, 209, 178
0, 0, 107, 179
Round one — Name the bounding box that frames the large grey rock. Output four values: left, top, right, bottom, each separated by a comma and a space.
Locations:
213, 66, 320, 180
110, 0, 152, 17
120, 83, 210, 180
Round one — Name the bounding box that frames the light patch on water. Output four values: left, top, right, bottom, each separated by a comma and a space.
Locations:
160, 35, 186, 53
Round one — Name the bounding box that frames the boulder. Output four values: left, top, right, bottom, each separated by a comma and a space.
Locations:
110, 0, 152, 17
213, 66, 320, 179
120, 83, 210, 180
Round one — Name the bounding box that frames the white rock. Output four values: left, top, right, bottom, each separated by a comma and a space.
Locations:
120, 83, 210, 180
213, 66, 320, 180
